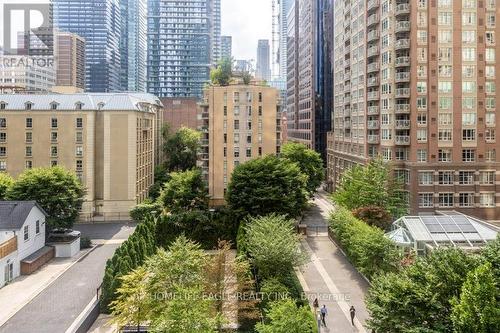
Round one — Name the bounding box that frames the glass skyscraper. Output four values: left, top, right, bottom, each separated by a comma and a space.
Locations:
147, 0, 221, 98
53, 0, 122, 92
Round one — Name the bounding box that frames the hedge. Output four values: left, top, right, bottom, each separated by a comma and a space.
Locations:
329, 207, 401, 280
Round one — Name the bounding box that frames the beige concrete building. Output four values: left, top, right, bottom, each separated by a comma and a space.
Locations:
0, 93, 163, 220
198, 81, 282, 205
330, 0, 500, 221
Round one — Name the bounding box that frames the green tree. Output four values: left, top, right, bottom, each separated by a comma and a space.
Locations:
163, 126, 201, 172
280, 142, 324, 195
242, 72, 252, 85
210, 57, 232, 86
256, 299, 317, 333
226, 156, 308, 218
480, 236, 500, 280
158, 169, 208, 213
149, 164, 170, 199
7, 166, 85, 229
352, 205, 393, 231
332, 158, 408, 218
0, 173, 13, 200
245, 214, 307, 278
451, 262, 500, 333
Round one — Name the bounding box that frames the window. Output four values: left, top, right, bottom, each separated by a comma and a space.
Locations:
417, 129, 427, 142
258, 92, 262, 102
233, 133, 239, 144
417, 149, 427, 162
438, 171, 453, 185
458, 171, 474, 185
0, 147, 6, 157
234, 147, 240, 158
234, 106, 240, 116
51, 132, 58, 142
462, 129, 476, 141
0, 161, 6, 171
76, 118, 83, 128
258, 147, 262, 156
438, 193, 454, 207
51, 146, 58, 157
480, 193, 495, 207
50, 102, 58, 110
51, 160, 58, 167
23, 225, 29, 241
246, 135, 252, 144
51, 118, 58, 128
0, 118, 6, 128
419, 193, 434, 208
462, 149, 475, 162
25, 102, 32, 110
35, 220, 40, 234
438, 129, 452, 141
76, 146, 83, 157
458, 193, 474, 207
25, 160, 32, 169
234, 120, 239, 130
418, 172, 433, 185
0, 102, 5, 110
75, 102, 83, 110
462, 113, 476, 126
438, 149, 452, 162
223, 106, 227, 116
25, 146, 32, 157
395, 169, 410, 185
479, 171, 495, 185
258, 106, 263, 116
486, 149, 496, 162
246, 148, 252, 158
76, 160, 83, 171
26, 118, 32, 128
76, 132, 83, 143
233, 92, 240, 103
485, 129, 496, 141
0, 132, 6, 143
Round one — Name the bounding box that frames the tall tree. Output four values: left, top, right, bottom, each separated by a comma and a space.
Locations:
226, 155, 308, 218
158, 169, 208, 213
0, 172, 13, 200
280, 142, 324, 195
7, 167, 85, 229
256, 299, 317, 333
451, 262, 500, 333
210, 57, 233, 86
163, 126, 201, 172
332, 158, 407, 218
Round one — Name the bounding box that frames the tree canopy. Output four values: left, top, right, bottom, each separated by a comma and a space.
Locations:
210, 57, 232, 86
332, 158, 407, 218
255, 299, 317, 333
226, 155, 308, 218
280, 142, 324, 195
158, 168, 208, 214
163, 125, 201, 172
7, 167, 85, 229
0, 172, 13, 200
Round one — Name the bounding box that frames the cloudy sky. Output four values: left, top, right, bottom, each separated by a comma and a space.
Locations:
221, 0, 273, 61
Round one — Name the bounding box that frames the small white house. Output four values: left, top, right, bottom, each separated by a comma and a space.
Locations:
0, 201, 49, 288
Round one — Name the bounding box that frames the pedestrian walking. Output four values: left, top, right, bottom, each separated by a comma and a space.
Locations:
350, 305, 356, 326
313, 297, 319, 309
320, 305, 328, 327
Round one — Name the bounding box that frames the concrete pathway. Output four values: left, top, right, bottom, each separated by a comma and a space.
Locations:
297, 193, 370, 333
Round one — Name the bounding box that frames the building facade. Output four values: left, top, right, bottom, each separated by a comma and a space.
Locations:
120, 0, 148, 92
256, 40, 271, 81
53, 0, 122, 92
147, 0, 221, 99
0, 93, 163, 220
279, 0, 296, 80
53, 32, 86, 93
198, 82, 282, 205
221, 36, 233, 60
161, 97, 200, 133
330, 0, 500, 221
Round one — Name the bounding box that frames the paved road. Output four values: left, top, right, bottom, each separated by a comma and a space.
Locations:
299, 194, 370, 333
0, 223, 135, 333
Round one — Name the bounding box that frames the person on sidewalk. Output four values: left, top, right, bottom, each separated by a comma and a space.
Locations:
320, 305, 328, 327
313, 297, 319, 310
350, 305, 356, 326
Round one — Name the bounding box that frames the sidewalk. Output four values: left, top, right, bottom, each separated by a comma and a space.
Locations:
296, 194, 370, 333
0, 247, 94, 327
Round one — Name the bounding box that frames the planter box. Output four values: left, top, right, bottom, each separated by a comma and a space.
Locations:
48, 236, 80, 258
21, 246, 55, 275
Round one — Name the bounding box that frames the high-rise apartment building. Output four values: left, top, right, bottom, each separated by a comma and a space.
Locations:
120, 0, 148, 92
256, 40, 271, 81
330, 0, 500, 221
53, 31, 86, 93
286, 0, 332, 159
147, 0, 221, 99
279, 0, 295, 80
198, 81, 282, 205
53, 0, 122, 92
221, 36, 233, 60
0, 93, 163, 220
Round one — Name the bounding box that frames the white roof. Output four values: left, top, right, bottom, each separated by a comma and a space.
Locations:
0, 93, 163, 112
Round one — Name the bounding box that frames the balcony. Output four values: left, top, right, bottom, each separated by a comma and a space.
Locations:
395, 119, 411, 129
367, 105, 379, 115
0, 236, 17, 260
344, 120, 351, 129
367, 62, 379, 73
367, 91, 379, 101
395, 135, 411, 145
367, 120, 380, 129
367, 0, 379, 12
395, 88, 410, 98
367, 46, 379, 57
395, 56, 410, 67
344, 96, 351, 105
367, 135, 380, 144
344, 71, 351, 80
367, 77, 379, 87
395, 3, 410, 16
395, 104, 410, 114
367, 30, 379, 43
395, 21, 410, 33
395, 39, 410, 50
344, 83, 351, 92
395, 71, 410, 83
367, 14, 379, 27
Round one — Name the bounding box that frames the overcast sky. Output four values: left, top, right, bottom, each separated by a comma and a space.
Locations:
221, 0, 272, 61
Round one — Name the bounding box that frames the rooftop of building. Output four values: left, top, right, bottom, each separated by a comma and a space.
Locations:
0, 201, 47, 231
0, 93, 163, 111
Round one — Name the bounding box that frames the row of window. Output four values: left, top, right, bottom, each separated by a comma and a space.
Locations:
23, 220, 41, 242
418, 192, 495, 208
417, 171, 496, 185
0, 160, 83, 172
0, 118, 83, 129
0, 102, 86, 111
0, 146, 83, 158
224, 92, 264, 104
0, 131, 84, 144
223, 105, 264, 117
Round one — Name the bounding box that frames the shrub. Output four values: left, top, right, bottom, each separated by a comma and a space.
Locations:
260, 277, 290, 309
256, 299, 317, 333
129, 200, 162, 222
352, 205, 392, 231
329, 207, 400, 279
0, 173, 13, 200
158, 168, 208, 213
80, 236, 92, 249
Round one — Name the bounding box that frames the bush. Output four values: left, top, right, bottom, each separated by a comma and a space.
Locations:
352, 205, 392, 231
260, 277, 290, 309
129, 200, 162, 222
329, 207, 400, 279
158, 168, 208, 214
0, 173, 13, 200
256, 299, 317, 333
80, 236, 92, 249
